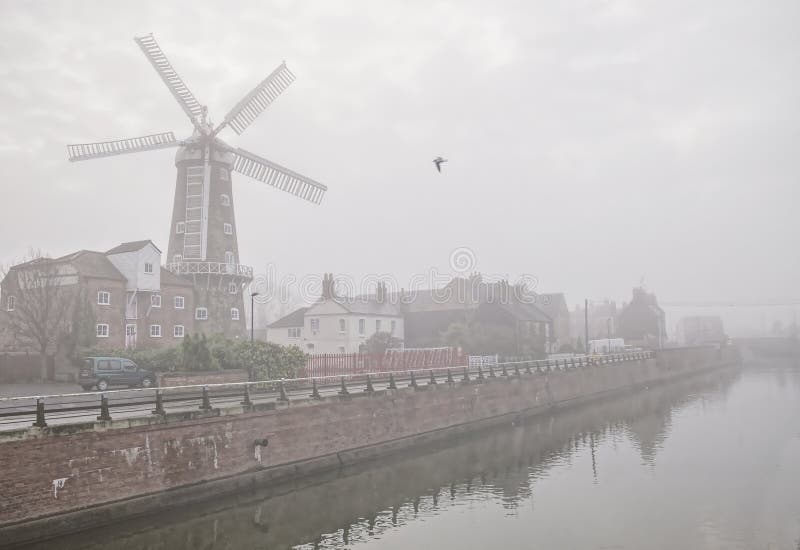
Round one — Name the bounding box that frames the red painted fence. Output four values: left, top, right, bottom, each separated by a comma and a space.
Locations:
304, 347, 466, 378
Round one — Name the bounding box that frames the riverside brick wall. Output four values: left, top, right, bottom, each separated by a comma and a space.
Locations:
0, 346, 735, 533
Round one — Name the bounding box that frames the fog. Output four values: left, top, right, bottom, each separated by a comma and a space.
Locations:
1, 0, 798, 326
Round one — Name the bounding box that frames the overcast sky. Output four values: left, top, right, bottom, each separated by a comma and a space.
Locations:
1, 0, 798, 311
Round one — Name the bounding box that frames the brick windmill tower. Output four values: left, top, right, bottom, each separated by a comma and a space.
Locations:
66, 33, 327, 336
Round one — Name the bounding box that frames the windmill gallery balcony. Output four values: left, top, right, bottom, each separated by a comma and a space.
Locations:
165, 261, 253, 280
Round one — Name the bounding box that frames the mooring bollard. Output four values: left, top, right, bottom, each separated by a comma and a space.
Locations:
310, 379, 321, 399
278, 380, 289, 402
429, 370, 437, 385
462, 367, 470, 383
525, 363, 533, 375
338, 377, 350, 396
447, 368, 455, 384
514, 364, 521, 377
242, 384, 253, 407
365, 375, 375, 393
199, 386, 212, 411
501, 364, 509, 376
32, 397, 47, 428
388, 372, 397, 389
489, 365, 496, 378
409, 371, 418, 388
152, 390, 166, 415
97, 394, 112, 421
477, 365, 484, 380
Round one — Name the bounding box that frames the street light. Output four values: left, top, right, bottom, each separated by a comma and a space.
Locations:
250, 292, 260, 344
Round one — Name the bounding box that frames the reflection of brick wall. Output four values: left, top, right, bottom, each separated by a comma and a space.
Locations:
156, 369, 248, 387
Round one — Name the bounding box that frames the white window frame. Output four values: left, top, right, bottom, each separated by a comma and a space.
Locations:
173, 254, 182, 264
358, 318, 365, 336
176, 221, 185, 234
97, 291, 110, 305
149, 324, 161, 338
144, 262, 154, 274
220, 194, 231, 206
96, 324, 109, 338
228, 282, 237, 294
225, 251, 235, 265
6, 296, 15, 311
223, 223, 233, 235
125, 324, 136, 337
174, 325, 185, 338
231, 307, 240, 321
174, 295, 185, 309
288, 327, 301, 339
195, 307, 208, 321
151, 294, 161, 308
310, 318, 320, 333
339, 318, 346, 334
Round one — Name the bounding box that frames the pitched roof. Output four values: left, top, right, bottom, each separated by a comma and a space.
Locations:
495, 300, 552, 323
56, 250, 125, 281
339, 295, 402, 316
534, 292, 568, 315
105, 240, 161, 255
268, 307, 309, 328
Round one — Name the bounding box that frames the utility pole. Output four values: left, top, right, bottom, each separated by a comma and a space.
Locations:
584, 298, 589, 355
607, 317, 612, 354
250, 292, 260, 344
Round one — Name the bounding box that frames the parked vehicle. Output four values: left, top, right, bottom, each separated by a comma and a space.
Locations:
79, 357, 156, 391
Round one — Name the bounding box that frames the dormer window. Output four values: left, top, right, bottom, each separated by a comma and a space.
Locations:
144, 262, 153, 274
220, 194, 231, 207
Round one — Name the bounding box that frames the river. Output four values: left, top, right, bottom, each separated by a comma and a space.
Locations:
26, 363, 800, 550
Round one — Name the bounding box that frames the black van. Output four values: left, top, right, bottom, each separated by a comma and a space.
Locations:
79, 357, 156, 391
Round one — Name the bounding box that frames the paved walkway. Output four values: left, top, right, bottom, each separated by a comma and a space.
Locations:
0, 383, 83, 398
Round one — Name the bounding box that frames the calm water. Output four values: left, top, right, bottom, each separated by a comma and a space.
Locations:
35, 364, 800, 550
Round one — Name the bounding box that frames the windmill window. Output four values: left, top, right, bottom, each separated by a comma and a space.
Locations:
195, 307, 208, 320
225, 251, 235, 265
228, 282, 238, 294
173, 254, 182, 264
6, 296, 14, 311
96, 324, 109, 338
221, 194, 231, 207
174, 325, 185, 338
223, 223, 233, 235
97, 291, 110, 305
151, 294, 161, 308
231, 307, 240, 321
176, 222, 185, 234
218, 167, 229, 181
144, 262, 154, 274
149, 324, 161, 338
174, 296, 185, 309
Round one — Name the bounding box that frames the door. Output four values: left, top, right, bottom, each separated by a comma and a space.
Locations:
125, 324, 137, 349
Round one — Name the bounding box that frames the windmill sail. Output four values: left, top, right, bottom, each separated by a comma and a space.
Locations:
134, 34, 204, 124
218, 62, 295, 135
233, 148, 327, 204
67, 132, 179, 162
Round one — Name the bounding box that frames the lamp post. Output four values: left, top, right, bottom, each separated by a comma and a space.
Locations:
250, 292, 259, 344
607, 317, 612, 355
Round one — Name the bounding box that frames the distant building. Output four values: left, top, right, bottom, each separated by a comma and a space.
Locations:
571, 300, 618, 349
266, 274, 404, 354
0, 240, 243, 354
535, 293, 570, 353
618, 287, 666, 349
675, 316, 726, 346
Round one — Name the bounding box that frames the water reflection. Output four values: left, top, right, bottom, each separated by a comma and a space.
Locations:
33, 368, 757, 550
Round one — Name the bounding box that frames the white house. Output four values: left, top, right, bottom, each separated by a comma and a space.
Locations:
266, 274, 404, 354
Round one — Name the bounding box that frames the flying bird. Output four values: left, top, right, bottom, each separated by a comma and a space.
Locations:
433, 156, 447, 173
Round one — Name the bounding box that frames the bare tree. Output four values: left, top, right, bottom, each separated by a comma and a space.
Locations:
1, 250, 77, 381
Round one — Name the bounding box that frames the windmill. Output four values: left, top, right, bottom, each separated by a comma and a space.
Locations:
66, 33, 328, 334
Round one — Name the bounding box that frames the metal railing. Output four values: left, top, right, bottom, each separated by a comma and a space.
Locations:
0, 351, 654, 431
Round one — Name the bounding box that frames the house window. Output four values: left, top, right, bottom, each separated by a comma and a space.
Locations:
310, 318, 319, 332
150, 324, 161, 338
6, 296, 14, 311
173, 254, 182, 264
174, 325, 185, 338
96, 324, 109, 338
338, 346, 346, 354
125, 325, 136, 337
176, 222, 185, 234
220, 194, 231, 206
228, 282, 237, 294
174, 296, 185, 309
219, 167, 229, 181
391, 320, 397, 333
375, 319, 382, 333
151, 294, 161, 308
231, 307, 240, 321
97, 291, 110, 305
195, 307, 208, 320
339, 319, 346, 334
223, 223, 233, 235
225, 251, 234, 265
288, 327, 301, 339
306, 343, 315, 351
359, 318, 365, 336
144, 262, 154, 274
